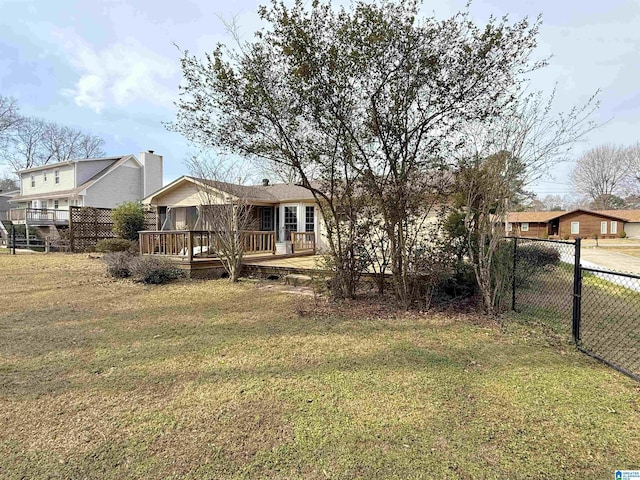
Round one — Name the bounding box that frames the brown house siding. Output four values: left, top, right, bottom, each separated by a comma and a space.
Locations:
558, 212, 622, 239
510, 222, 548, 238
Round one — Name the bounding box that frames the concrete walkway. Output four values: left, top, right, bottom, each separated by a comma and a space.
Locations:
580, 247, 640, 276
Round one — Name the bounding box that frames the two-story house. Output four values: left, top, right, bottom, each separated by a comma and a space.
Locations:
8, 151, 163, 229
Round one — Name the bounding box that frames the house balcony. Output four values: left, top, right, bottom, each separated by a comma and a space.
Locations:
8, 208, 70, 226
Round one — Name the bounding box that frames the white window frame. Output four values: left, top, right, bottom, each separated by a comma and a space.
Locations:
521, 222, 529, 232
54, 169, 60, 184
30, 175, 35, 187
600, 221, 607, 234
506, 222, 513, 232
611, 221, 618, 235
43, 170, 47, 182
571, 222, 579, 235
54, 199, 59, 210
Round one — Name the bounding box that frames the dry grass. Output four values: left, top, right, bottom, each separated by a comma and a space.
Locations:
1, 254, 639, 479
601, 247, 640, 259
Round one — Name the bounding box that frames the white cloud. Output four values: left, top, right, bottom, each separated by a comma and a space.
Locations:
55, 30, 178, 113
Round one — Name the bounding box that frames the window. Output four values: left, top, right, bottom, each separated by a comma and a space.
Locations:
506, 222, 513, 232
31, 175, 35, 187
43, 170, 47, 182
601, 221, 607, 234
259, 207, 273, 231
41, 199, 48, 209
305, 206, 315, 232
54, 170, 60, 184
284, 206, 298, 241
611, 221, 618, 235
54, 200, 59, 210
571, 222, 579, 235
521, 222, 529, 232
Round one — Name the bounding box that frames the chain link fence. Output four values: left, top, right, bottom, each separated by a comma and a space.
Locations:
578, 268, 640, 380
509, 237, 639, 381
510, 237, 577, 336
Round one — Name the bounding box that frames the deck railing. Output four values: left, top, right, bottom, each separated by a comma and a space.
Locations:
9, 208, 70, 224
291, 231, 316, 253
243, 230, 276, 254
139, 230, 277, 260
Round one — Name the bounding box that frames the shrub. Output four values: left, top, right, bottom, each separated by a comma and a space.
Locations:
112, 202, 145, 241
96, 238, 134, 253
129, 256, 183, 284
514, 243, 561, 288
618, 230, 627, 238
562, 234, 570, 240
518, 244, 561, 268
104, 252, 133, 278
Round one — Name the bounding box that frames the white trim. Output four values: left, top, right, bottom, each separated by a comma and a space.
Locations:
571, 222, 579, 235
600, 221, 607, 234
521, 222, 529, 232
506, 222, 513, 232
611, 221, 618, 235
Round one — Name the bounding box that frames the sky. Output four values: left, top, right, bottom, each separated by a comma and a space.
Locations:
1, 0, 639, 198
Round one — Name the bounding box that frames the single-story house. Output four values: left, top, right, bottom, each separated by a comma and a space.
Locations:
142, 176, 326, 250
505, 209, 635, 239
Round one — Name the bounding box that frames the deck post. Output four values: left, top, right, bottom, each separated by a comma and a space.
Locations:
187, 231, 193, 262
25, 216, 29, 249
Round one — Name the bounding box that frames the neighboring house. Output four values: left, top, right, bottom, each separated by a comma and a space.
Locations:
505, 209, 633, 239
142, 176, 326, 251
8, 151, 163, 226
0, 189, 19, 215
597, 210, 640, 239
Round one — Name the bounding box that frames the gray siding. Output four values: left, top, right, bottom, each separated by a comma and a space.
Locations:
76, 159, 117, 185
83, 163, 143, 208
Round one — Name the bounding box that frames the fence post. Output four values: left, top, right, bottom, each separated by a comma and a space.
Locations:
572, 237, 582, 344
69, 206, 75, 253
511, 237, 517, 311
11, 224, 16, 255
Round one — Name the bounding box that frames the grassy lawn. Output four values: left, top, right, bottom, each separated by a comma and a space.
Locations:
1, 254, 639, 479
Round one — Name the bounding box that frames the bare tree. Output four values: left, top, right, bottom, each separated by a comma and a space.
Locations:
0, 95, 22, 137
620, 142, 640, 197
186, 153, 257, 282
0, 95, 106, 171
572, 144, 629, 209
456, 88, 599, 315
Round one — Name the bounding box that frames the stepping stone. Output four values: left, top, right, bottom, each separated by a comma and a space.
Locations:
284, 274, 313, 286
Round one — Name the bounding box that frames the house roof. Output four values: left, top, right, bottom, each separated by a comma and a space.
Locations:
507, 208, 632, 223
143, 176, 318, 205
0, 189, 20, 198
595, 209, 640, 222
9, 155, 133, 203
506, 211, 565, 223
16, 155, 125, 174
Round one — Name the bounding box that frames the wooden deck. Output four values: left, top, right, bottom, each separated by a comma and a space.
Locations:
166, 251, 324, 279
242, 253, 328, 278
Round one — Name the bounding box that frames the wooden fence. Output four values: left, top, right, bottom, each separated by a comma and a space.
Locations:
69, 206, 156, 252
